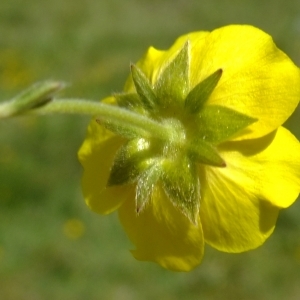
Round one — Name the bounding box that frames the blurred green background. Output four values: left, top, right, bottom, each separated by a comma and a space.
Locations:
0, 0, 300, 299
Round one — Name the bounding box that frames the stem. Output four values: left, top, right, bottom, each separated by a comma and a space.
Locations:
31, 98, 171, 140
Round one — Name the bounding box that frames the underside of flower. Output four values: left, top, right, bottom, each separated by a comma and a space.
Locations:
101, 42, 257, 224
77, 25, 300, 271
0, 24, 299, 272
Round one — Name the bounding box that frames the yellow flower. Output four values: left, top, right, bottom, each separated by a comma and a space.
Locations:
78, 25, 300, 271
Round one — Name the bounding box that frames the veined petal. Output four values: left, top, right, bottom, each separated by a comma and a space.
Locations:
219, 126, 300, 208
187, 25, 300, 139
200, 126, 300, 252
78, 114, 133, 214
199, 165, 279, 253
118, 185, 204, 271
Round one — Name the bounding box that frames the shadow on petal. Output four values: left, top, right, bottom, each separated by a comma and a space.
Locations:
259, 199, 279, 234
219, 130, 277, 157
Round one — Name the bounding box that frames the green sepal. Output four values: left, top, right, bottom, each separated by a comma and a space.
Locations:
155, 41, 190, 104
131, 64, 159, 111
197, 105, 258, 144
107, 138, 153, 186
136, 161, 162, 214
161, 157, 200, 224
114, 93, 147, 114
97, 118, 146, 139
188, 139, 226, 167
185, 69, 222, 114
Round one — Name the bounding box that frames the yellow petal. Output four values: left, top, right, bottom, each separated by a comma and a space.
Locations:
189, 25, 300, 139
118, 185, 204, 271
200, 126, 300, 252
126, 25, 300, 140
78, 113, 133, 214
199, 168, 279, 253
220, 126, 300, 208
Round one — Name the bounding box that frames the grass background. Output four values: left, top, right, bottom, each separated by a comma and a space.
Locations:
0, 0, 300, 299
